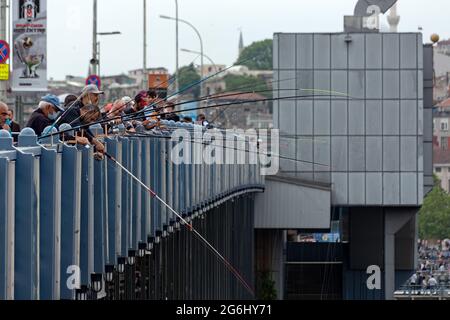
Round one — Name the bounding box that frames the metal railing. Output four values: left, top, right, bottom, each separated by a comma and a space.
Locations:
0, 122, 265, 300
395, 285, 450, 300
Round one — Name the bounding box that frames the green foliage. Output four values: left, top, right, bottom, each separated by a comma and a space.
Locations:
178, 64, 201, 98
237, 39, 273, 70
257, 272, 277, 300
419, 176, 450, 239
224, 74, 272, 98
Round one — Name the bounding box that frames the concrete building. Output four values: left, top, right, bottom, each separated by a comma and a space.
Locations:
206, 92, 272, 129
255, 30, 433, 300
433, 146, 450, 192
433, 108, 450, 150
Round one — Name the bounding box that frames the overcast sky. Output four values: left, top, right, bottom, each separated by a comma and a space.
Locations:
43, 0, 450, 80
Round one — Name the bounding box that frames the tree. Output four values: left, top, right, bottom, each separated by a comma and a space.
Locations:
257, 271, 277, 300
237, 39, 273, 70
178, 64, 201, 98
419, 176, 450, 239
224, 74, 272, 98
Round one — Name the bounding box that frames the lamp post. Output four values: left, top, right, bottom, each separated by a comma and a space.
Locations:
175, 0, 179, 93
143, 0, 148, 89
181, 48, 218, 74
92, 0, 98, 75
160, 14, 204, 98
91, 0, 120, 76
95, 31, 121, 79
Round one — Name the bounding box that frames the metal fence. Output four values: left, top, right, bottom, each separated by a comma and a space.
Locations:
395, 285, 450, 300
0, 122, 265, 300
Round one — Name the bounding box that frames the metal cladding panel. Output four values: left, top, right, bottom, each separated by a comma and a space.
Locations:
0, 158, 15, 300
39, 148, 62, 300
14, 152, 40, 300
60, 145, 81, 300
121, 138, 131, 255
105, 138, 122, 264
93, 156, 107, 273
274, 32, 425, 206
255, 177, 331, 229
141, 139, 151, 241
79, 147, 94, 284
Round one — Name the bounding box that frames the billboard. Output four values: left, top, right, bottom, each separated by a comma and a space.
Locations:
12, 0, 47, 92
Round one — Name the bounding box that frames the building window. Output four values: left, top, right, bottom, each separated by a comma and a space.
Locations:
441, 119, 449, 131
436, 167, 442, 173
441, 137, 448, 150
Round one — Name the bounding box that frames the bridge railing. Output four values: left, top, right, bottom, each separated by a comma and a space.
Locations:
395, 285, 450, 300
0, 122, 265, 300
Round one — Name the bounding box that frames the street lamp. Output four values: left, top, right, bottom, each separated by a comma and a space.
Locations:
97, 31, 121, 36
175, 0, 179, 93
181, 48, 218, 74
91, 273, 103, 292
128, 250, 136, 266
143, 0, 148, 90
95, 31, 122, 77
160, 14, 204, 97
117, 257, 126, 274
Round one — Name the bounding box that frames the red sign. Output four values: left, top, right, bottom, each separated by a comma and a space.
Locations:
148, 73, 169, 90
0, 40, 10, 64
86, 75, 101, 89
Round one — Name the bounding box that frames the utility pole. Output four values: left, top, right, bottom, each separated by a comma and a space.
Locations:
143, 0, 148, 90
0, 0, 8, 101
92, 0, 98, 75
175, 0, 179, 93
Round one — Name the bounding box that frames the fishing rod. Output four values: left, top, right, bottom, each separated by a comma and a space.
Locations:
106, 88, 349, 128
38, 55, 202, 140
40, 93, 348, 140
124, 131, 332, 168
44, 67, 350, 140
104, 151, 255, 296
42, 92, 84, 137
125, 123, 331, 144
123, 93, 349, 125
139, 54, 271, 115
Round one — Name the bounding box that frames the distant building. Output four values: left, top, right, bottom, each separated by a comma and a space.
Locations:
128, 67, 169, 90
435, 39, 450, 56
434, 104, 450, 150
433, 49, 450, 102
434, 146, 450, 192
197, 64, 227, 78
206, 91, 272, 129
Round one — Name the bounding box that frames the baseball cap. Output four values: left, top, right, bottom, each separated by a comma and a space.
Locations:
81, 84, 104, 96
41, 94, 64, 112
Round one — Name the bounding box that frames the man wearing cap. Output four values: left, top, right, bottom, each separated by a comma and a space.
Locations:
26, 94, 65, 136
59, 84, 105, 153
60, 84, 104, 125
122, 90, 151, 119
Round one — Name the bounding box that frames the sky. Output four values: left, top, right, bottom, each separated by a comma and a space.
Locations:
36, 0, 450, 79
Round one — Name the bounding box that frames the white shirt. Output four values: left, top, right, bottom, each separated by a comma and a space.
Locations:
429, 278, 437, 286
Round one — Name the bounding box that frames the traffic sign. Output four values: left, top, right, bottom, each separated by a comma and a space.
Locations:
86, 75, 101, 89
0, 40, 10, 64
0, 64, 9, 81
